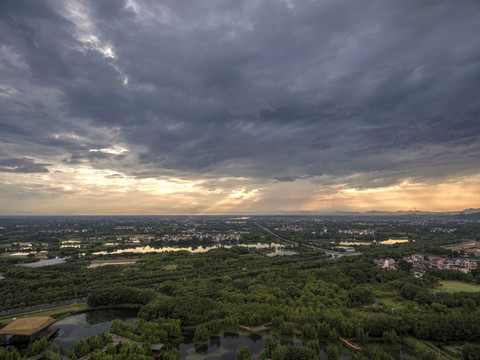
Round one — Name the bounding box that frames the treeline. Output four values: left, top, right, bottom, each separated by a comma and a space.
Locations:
110, 318, 181, 344
3, 245, 480, 358
427, 269, 480, 283
87, 287, 156, 307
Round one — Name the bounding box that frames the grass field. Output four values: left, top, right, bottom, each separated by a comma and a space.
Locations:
0, 303, 89, 327
379, 297, 410, 310
437, 280, 480, 293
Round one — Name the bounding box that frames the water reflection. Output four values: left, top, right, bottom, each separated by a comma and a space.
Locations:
20, 258, 67, 267
93, 243, 282, 255
248, 333, 263, 342
279, 336, 302, 347
339, 241, 372, 246
379, 239, 410, 245
223, 332, 239, 339
52, 309, 137, 349
267, 250, 298, 257
52, 311, 417, 359
209, 336, 221, 348
180, 333, 266, 360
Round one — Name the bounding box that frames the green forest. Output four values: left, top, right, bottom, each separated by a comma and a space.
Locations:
1, 216, 480, 359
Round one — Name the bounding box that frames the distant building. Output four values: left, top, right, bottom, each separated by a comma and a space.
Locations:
411, 254, 423, 262
429, 257, 444, 268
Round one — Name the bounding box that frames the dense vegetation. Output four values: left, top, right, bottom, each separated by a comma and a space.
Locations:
1, 216, 480, 359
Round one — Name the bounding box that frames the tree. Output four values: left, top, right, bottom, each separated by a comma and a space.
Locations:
272, 315, 284, 327
163, 348, 181, 360
279, 322, 294, 337
463, 343, 480, 360
263, 336, 279, 358
414, 291, 434, 305
398, 260, 413, 272
225, 314, 240, 328
355, 327, 369, 345
326, 343, 339, 360
383, 329, 398, 345
106, 343, 116, 355
305, 339, 321, 354
302, 324, 317, 341
318, 322, 330, 338
419, 349, 439, 360
328, 328, 339, 342
193, 324, 210, 343
236, 346, 253, 360
27, 338, 48, 356
352, 353, 368, 360
72, 339, 90, 358
400, 284, 424, 300
348, 287, 374, 306
0, 347, 22, 360
463, 298, 476, 313
371, 347, 395, 360
207, 319, 222, 335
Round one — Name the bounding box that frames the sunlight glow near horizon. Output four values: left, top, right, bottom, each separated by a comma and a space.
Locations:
1, 165, 479, 215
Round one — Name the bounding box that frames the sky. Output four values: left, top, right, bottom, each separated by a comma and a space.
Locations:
1, 0, 480, 215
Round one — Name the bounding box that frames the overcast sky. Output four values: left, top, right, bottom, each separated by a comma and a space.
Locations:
1, 0, 480, 215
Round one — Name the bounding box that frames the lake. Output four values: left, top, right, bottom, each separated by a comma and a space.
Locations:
379, 239, 410, 245
92, 243, 283, 255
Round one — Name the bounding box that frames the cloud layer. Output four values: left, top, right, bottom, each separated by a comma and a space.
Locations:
1, 0, 480, 214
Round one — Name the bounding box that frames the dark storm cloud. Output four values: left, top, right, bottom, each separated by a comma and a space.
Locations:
0, 157, 49, 173
1, 0, 480, 187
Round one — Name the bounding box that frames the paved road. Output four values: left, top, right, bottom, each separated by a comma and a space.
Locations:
408, 336, 450, 360
0, 298, 87, 318
254, 222, 362, 257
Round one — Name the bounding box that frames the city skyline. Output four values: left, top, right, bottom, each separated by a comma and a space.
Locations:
1, 0, 480, 215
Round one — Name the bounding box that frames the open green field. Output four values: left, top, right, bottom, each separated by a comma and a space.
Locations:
437, 280, 480, 293
0, 303, 89, 327
379, 297, 410, 310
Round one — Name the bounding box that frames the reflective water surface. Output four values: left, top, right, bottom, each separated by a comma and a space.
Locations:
93, 243, 283, 255
52, 310, 417, 359
52, 309, 137, 349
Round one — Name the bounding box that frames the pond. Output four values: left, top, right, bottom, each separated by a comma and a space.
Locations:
51, 310, 417, 359
19, 257, 67, 267
267, 249, 298, 256
52, 309, 137, 349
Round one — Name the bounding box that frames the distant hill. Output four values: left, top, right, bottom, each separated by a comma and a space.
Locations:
454, 208, 480, 220
460, 208, 480, 215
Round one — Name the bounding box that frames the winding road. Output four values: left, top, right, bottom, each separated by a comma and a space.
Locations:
254, 222, 362, 258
